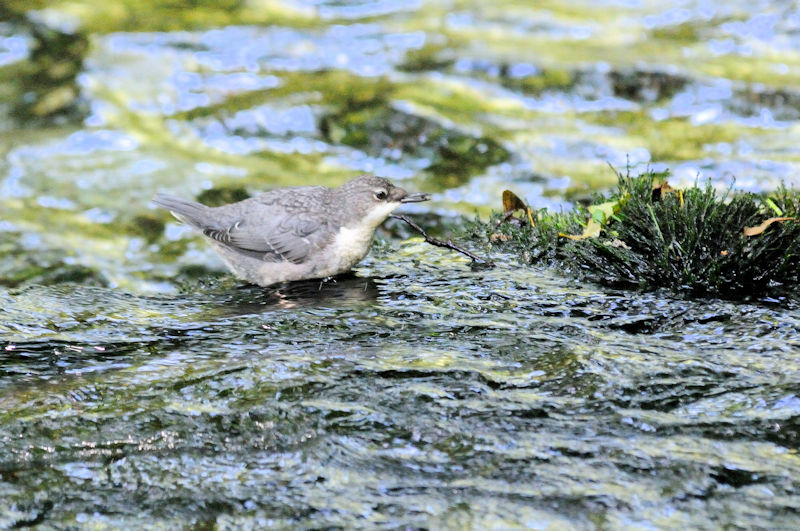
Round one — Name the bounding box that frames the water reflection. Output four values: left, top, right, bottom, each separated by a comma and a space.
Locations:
205, 274, 381, 317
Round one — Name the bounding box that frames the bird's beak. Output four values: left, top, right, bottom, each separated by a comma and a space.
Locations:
399, 192, 431, 203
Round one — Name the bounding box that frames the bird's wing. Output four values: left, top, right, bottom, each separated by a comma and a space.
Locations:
204, 211, 332, 264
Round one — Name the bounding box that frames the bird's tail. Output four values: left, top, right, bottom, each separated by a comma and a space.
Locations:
152, 193, 210, 228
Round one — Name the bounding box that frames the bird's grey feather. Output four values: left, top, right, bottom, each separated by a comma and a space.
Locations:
152, 193, 212, 228
155, 188, 337, 264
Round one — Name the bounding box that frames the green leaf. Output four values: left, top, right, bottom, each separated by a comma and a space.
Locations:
765, 197, 783, 217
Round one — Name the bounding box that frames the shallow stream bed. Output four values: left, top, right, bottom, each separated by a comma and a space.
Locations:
2, 0, 800, 528
2, 247, 800, 528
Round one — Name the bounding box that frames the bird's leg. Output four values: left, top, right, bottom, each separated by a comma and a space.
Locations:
318, 276, 336, 290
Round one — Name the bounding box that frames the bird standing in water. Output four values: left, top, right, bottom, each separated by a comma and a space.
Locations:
153, 175, 430, 287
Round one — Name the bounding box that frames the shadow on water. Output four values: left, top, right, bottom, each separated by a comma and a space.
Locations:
0, 274, 381, 383
208, 273, 381, 317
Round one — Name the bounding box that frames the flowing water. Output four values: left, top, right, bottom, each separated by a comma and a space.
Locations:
1, 0, 800, 528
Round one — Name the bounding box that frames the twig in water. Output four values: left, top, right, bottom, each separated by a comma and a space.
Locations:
391, 214, 494, 267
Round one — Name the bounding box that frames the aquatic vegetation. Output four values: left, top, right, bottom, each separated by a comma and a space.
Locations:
477, 170, 800, 296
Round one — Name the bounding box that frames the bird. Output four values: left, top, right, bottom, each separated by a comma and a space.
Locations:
153, 175, 430, 287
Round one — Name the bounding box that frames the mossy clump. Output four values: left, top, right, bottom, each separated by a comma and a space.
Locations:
474, 171, 800, 296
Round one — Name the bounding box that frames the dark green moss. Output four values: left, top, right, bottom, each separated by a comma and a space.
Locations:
6, 19, 89, 123
476, 170, 800, 297
41, 264, 108, 286
397, 43, 455, 73
426, 135, 508, 178
502, 68, 576, 94
320, 105, 509, 185
609, 70, 689, 103
127, 214, 165, 243
178, 264, 221, 279
650, 22, 702, 43
0, 249, 107, 288
196, 186, 251, 207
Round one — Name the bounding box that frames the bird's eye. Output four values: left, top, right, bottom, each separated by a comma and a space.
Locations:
374, 190, 388, 200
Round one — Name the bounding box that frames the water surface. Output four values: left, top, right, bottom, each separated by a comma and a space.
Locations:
2, 0, 800, 528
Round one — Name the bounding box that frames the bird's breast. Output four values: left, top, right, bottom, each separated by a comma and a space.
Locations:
329, 224, 378, 272
324, 202, 401, 275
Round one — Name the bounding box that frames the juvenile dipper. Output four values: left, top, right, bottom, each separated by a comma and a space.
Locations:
153, 175, 430, 286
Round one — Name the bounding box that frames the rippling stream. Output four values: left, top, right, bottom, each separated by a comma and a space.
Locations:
2, 0, 800, 528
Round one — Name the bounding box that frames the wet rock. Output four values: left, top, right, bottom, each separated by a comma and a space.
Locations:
609, 70, 689, 102
730, 86, 800, 121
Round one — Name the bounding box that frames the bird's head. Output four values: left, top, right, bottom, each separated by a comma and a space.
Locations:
336, 175, 430, 228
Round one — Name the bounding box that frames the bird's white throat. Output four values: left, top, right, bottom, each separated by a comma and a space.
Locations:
331, 201, 401, 269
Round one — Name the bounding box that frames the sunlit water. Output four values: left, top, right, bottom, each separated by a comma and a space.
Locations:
2, 0, 800, 528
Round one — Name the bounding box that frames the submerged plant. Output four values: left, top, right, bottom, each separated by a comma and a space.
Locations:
475, 170, 800, 296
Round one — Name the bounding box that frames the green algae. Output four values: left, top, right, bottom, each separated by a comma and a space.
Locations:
504, 68, 576, 95
650, 22, 703, 44
586, 110, 752, 162
397, 42, 456, 73
96, 89, 344, 189
3, 0, 317, 33
176, 67, 512, 189
394, 79, 533, 131
177, 71, 394, 122
431, 2, 800, 90
698, 54, 800, 87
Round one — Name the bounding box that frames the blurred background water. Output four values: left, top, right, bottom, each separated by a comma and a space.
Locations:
1, 1, 800, 528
